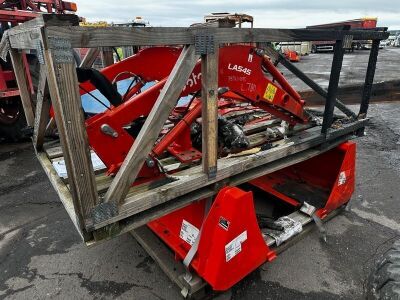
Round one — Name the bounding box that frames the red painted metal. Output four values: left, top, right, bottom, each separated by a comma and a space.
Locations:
262, 55, 301, 101
249, 141, 356, 217
154, 100, 202, 163
84, 45, 308, 175
147, 142, 356, 291
148, 186, 276, 291
0, 0, 77, 125
283, 49, 300, 62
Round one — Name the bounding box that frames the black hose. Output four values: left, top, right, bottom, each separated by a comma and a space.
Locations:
112, 47, 121, 62
76, 67, 123, 107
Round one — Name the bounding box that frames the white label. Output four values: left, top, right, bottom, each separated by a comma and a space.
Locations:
52, 151, 106, 179
225, 231, 247, 262
338, 171, 347, 186
179, 220, 199, 246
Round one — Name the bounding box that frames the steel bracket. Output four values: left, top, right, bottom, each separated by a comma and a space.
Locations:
47, 36, 74, 63
91, 202, 118, 224
343, 35, 354, 49
35, 40, 45, 64
194, 32, 215, 55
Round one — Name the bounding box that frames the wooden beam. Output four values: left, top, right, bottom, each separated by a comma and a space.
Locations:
201, 49, 219, 179
5, 22, 388, 51
36, 152, 89, 241
79, 48, 100, 68
35, 26, 389, 49
6, 15, 79, 50
88, 132, 353, 240
33, 65, 50, 150
90, 119, 367, 230
42, 35, 98, 221
9, 49, 34, 126
104, 45, 199, 205
100, 47, 114, 67
131, 226, 207, 298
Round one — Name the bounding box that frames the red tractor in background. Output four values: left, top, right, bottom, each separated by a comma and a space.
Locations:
0, 0, 77, 141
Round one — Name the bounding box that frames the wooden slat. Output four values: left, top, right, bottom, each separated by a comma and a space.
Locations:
44, 145, 63, 159
33, 65, 50, 150
36, 152, 87, 240
9, 49, 34, 126
100, 47, 114, 67
88, 134, 351, 242
201, 49, 219, 179
79, 48, 100, 68
28, 26, 390, 50
61, 119, 286, 193
3, 13, 388, 51
90, 119, 367, 230
104, 45, 199, 205
42, 35, 98, 220
131, 226, 206, 297
6, 15, 79, 50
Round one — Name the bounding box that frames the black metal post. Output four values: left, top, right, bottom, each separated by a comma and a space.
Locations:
321, 39, 346, 134
359, 39, 380, 117
275, 50, 356, 119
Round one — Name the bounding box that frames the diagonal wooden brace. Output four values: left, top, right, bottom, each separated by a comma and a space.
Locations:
104, 45, 200, 205
33, 65, 50, 150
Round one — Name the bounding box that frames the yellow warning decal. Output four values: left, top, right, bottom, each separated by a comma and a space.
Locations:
263, 83, 277, 102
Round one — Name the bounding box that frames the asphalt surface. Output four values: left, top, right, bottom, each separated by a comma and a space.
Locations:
281, 47, 400, 91
1, 50, 400, 299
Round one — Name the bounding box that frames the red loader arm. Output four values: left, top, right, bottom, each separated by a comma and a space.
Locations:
83, 45, 309, 176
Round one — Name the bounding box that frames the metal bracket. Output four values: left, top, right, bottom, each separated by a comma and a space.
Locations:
194, 32, 215, 55
35, 40, 45, 65
0, 31, 10, 62
91, 202, 118, 224
207, 165, 217, 179
343, 35, 354, 49
47, 36, 74, 63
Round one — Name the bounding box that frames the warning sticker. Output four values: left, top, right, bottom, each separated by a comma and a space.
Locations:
263, 83, 277, 102
225, 231, 247, 262
338, 171, 348, 186
180, 220, 199, 246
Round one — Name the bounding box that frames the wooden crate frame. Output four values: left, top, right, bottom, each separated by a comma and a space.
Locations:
1, 14, 388, 245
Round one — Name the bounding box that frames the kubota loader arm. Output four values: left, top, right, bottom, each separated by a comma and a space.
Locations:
81, 45, 309, 176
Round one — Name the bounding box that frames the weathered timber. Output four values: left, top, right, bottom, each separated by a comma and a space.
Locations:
201, 50, 219, 178
9, 49, 34, 126
33, 65, 50, 149
100, 47, 114, 67
7, 26, 385, 50
131, 226, 206, 298
42, 35, 98, 221
79, 48, 100, 68
89, 119, 367, 230
104, 45, 200, 206
36, 152, 88, 240
87, 132, 353, 244
6, 14, 79, 50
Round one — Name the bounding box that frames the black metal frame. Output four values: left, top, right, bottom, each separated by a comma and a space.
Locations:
267, 28, 386, 136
